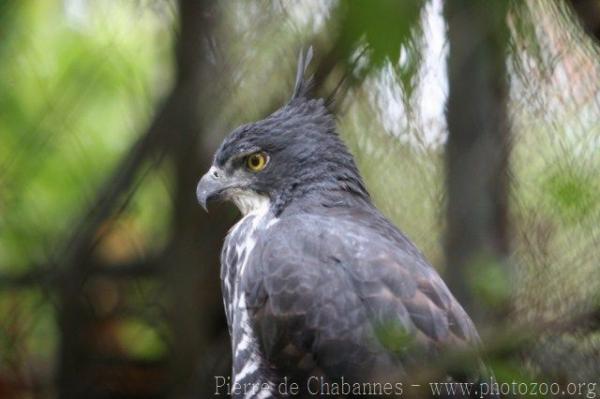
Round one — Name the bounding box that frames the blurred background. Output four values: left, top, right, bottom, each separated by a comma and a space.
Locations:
0, 0, 599, 398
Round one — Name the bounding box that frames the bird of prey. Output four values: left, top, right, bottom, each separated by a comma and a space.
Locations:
197, 49, 489, 398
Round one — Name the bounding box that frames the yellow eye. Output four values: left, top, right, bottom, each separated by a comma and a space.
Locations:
246, 152, 268, 172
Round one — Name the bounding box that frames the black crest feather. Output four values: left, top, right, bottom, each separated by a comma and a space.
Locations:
291, 46, 314, 100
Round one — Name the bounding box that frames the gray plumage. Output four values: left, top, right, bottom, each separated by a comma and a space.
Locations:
197, 48, 489, 398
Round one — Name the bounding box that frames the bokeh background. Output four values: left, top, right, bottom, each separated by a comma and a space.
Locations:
0, 0, 599, 398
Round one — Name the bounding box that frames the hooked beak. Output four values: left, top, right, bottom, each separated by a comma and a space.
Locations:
196, 167, 227, 212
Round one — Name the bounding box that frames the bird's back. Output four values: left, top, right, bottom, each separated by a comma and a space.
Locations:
222, 195, 485, 397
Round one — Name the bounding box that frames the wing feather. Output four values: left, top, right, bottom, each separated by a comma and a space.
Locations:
242, 211, 482, 386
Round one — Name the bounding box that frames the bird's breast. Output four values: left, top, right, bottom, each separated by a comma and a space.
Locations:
220, 209, 279, 395
221, 208, 278, 335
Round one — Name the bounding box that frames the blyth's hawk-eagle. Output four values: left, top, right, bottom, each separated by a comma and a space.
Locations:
197, 48, 488, 398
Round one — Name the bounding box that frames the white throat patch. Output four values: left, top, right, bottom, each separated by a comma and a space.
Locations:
230, 190, 271, 216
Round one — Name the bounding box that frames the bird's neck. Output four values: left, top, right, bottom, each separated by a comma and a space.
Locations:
272, 180, 372, 216
232, 191, 271, 216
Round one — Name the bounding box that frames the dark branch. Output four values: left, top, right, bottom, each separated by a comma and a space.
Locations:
0, 259, 160, 290
567, 0, 600, 43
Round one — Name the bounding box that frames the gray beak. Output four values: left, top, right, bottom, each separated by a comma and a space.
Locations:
196, 168, 226, 212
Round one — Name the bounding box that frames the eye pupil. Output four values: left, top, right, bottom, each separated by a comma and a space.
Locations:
246, 152, 267, 171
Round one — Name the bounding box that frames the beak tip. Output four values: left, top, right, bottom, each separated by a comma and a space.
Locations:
197, 191, 209, 213
196, 184, 207, 212
200, 201, 209, 213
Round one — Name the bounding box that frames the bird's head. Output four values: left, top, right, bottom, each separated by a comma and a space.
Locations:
197, 48, 368, 216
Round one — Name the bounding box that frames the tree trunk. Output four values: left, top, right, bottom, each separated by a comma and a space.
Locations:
444, 0, 511, 324
164, 1, 234, 397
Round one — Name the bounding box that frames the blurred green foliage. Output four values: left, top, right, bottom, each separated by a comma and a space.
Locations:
543, 169, 597, 221
0, 1, 176, 385
339, 0, 424, 97
467, 255, 511, 310
0, 1, 174, 269
375, 320, 416, 356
